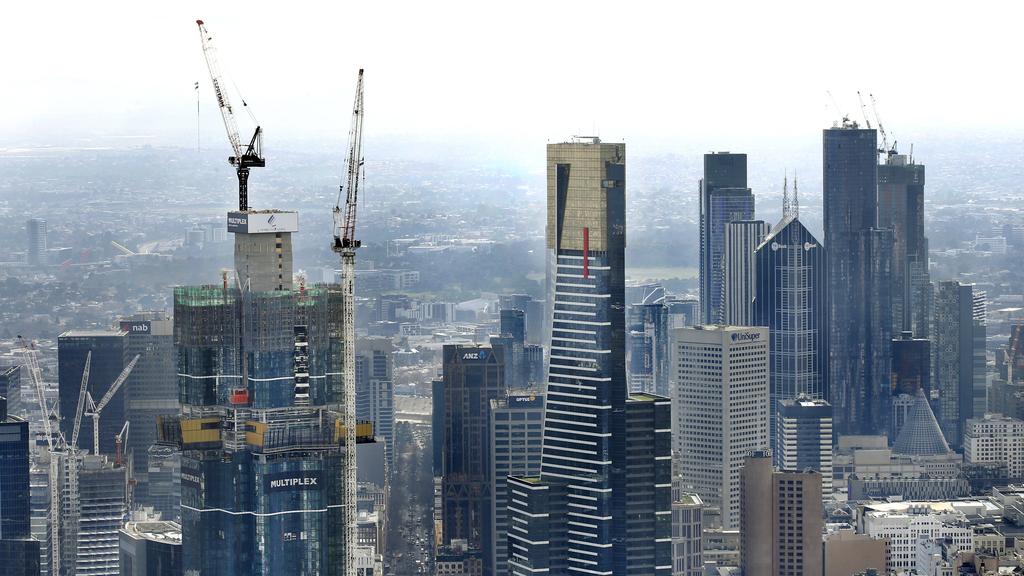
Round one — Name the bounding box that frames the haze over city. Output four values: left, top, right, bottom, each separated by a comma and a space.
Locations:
1, 3, 1024, 576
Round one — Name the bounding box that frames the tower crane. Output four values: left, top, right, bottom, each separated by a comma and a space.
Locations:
16, 336, 77, 576
332, 68, 364, 576
70, 351, 92, 453
869, 93, 898, 158
857, 91, 873, 129
84, 354, 139, 457
196, 19, 264, 212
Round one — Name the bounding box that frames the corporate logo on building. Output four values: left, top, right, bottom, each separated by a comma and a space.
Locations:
266, 471, 324, 492
270, 477, 318, 488
119, 321, 151, 334
461, 349, 489, 361
181, 469, 202, 486
731, 331, 762, 343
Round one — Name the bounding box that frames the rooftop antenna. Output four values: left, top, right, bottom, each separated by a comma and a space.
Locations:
782, 170, 791, 216
792, 173, 800, 219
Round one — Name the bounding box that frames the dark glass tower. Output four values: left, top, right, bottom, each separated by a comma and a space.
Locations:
508, 138, 670, 576
878, 154, 930, 337
934, 281, 987, 448
753, 209, 828, 458
0, 401, 32, 554
163, 210, 357, 576
439, 344, 506, 576
58, 330, 127, 456
699, 152, 754, 324
824, 125, 893, 436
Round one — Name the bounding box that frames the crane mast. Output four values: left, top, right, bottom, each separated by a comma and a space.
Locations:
333, 68, 364, 576
196, 19, 265, 211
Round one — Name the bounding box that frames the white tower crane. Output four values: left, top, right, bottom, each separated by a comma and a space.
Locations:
84, 354, 139, 456
333, 69, 364, 576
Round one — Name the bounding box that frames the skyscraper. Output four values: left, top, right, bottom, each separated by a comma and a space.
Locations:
890, 331, 931, 440
877, 153, 930, 337
0, 397, 38, 576
699, 153, 754, 324
440, 344, 506, 573
824, 124, 893, 436
0, 366, 21, 417
753, 196, 828, 450
671, 490, 703, 576
119, 520, 183, 576
119, 313, 178, 512
58, 330, 127, 456
740, 452, 823, 576
494, 308, 529, 389
489, 392, 543, 576
507, 138, 670, 576
775, 396, 833, 494
627, 300, 670, 397
674, 325, 770, 529
934, 281, 987, 448
164, 209, 359, 575
722, 220, 768, 326
356, 336, 396, 475
25, 218, 47, 267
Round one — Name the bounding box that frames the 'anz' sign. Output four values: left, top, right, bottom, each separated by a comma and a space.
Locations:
730, 331, 762, 343
461, 349, 489, 362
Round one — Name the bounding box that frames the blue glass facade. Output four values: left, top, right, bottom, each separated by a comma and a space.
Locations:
172, 271, 350, 575
699, 152, 754, 324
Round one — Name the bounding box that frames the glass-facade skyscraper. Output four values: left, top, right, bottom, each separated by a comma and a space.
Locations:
508, 138, 670, 576
58, 330, 128, 457
824, 124, 893, 436
699, 152, 754, 324
162, 210, 359, 575
934, 281, 987, 448
752, 209, 827, 455
878, 154, 930, 338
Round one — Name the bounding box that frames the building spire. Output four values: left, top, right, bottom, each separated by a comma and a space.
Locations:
792, 173, 800, 219
782, 171, 791, 216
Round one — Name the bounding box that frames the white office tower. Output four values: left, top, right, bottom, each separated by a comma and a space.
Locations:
674, 325, 770, 529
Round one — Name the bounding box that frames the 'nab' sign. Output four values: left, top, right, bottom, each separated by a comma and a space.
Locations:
120, 321, 151, 334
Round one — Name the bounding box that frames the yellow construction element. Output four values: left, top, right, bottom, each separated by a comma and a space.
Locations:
245, 421, 268, 446
334, 420, 374, 444
180, 417, 222, 446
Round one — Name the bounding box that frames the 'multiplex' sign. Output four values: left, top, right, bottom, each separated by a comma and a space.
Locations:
266, 472, 324, 492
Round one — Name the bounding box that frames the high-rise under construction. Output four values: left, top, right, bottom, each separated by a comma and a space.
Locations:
160, 210, 371, 575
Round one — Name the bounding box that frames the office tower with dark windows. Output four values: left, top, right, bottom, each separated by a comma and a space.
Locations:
740, 452, 823, 576
489, 392, 543, 576
674, 325, 770, 530
119, 521, 182, 576
58, 330, 128, 457
699, 153, 754, 324
890, 331, 931, 440
440, 344, 506, 574
722, 220, 768, 326
0, 366, 21, 418
824, 123, 893, 436
356, 336, 396, 475
934, 281, 987, 448
494, 308, 529, 390
25, 218, 47, 267
627, 299, 670, 397
162, 209, 361, 576
432, 377, 445, 478
507, 138, 670, 576
776, 396, 833, 494
0, 397, 38, 576
878, 153, 930, 338
753, 194, 828, 452
119, 313, 178, 512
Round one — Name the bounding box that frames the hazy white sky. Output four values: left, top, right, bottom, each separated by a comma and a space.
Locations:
2, 1, 1021, 153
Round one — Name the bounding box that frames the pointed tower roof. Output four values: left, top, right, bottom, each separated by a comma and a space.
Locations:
892, 389, 951, 456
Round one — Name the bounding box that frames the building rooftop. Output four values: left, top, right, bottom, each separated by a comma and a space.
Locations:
122, 521, 182, 545
675, 492, 704, 507
59, 329, 127, 338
